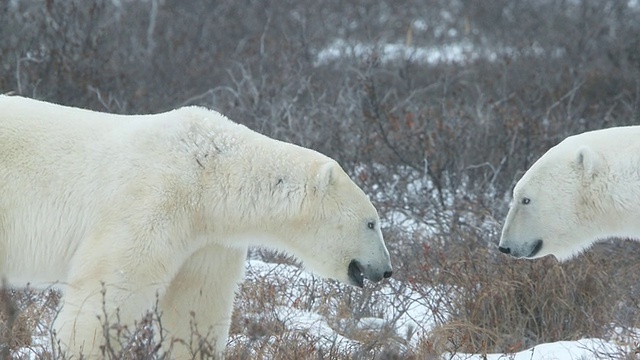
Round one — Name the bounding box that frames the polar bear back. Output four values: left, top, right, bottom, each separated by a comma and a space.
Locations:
4, 98, 138, 282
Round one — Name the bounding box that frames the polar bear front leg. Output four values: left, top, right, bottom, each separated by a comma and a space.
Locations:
159, 244, 247, 359
54, 241, 175, 359
54, 282, 104, 358
55, 273, 165, 358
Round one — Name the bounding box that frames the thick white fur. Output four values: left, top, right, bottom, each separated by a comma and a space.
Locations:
499, 126, 640, 261
0, 96, 392, 358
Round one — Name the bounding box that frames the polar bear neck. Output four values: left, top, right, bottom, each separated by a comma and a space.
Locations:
599, 165, 640, 242
181, 108, 320, 242
580, 143, 640, 243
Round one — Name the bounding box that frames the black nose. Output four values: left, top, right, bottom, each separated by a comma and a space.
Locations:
383, 270, 393, 278
498, 246, 511, 254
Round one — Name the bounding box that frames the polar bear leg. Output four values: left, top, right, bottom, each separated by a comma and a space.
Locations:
160, 244, 247, 359
55, 276, 163, 358
54, 242, 173, 359
54, 285, 105, 358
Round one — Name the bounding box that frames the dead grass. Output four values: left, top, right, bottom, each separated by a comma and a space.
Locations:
401, 229, 640, 358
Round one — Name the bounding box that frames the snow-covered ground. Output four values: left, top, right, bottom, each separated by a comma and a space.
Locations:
314, 34, 564, 67
235, 259, 438, 347
230, 259, 637, 360
452, 339, 629, 360
314, 38, 479, 66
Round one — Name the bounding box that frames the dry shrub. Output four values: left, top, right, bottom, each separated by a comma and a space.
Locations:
0, 287, 59, 357
0, 287, 28, 354
228, 258, 419, 359
226, 331, 346, 360
407, 223, 640, 356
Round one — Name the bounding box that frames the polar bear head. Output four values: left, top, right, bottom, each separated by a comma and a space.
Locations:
498, 128, 639, 261
280, 161, 392, 287
234, 157, 391, 288
185, 110, 392, 287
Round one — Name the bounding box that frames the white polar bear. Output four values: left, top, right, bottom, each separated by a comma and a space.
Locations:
499, 126, 640, 261
0, 95, 392, 358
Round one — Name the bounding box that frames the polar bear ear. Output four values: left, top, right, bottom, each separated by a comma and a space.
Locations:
576, 145, 600, 179
316, 161, 338, 194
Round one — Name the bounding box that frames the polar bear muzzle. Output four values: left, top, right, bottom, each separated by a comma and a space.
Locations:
348, 259, 393, 288
498, 238, 543, 258
528, 239, 543, 257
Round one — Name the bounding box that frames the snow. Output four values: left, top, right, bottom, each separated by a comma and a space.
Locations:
274, 306, 360, 353
14, 335, 50, 360
240, 258, 443, 344
314, 39, 478, 66
314, 38, 566, 67
450, 339, 627, 360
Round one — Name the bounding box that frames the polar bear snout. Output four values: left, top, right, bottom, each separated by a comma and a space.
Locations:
348, 259, 393, 288
497, 246, 511, 254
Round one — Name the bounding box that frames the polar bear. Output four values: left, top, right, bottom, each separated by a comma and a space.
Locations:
499, 126, 640, 261
0, 95, 392, 358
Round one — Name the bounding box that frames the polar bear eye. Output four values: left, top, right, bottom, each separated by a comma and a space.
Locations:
521, 197, 531, 205
367, 221, 376, 230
